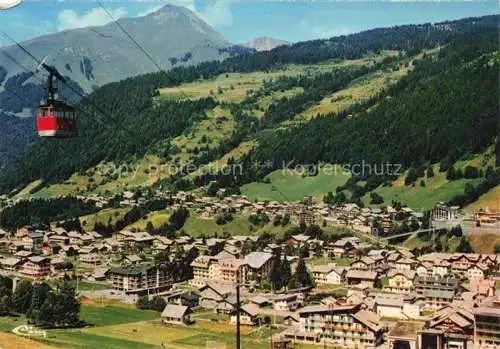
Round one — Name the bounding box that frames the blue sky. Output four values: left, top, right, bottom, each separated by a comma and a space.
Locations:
0, 0, 497, 47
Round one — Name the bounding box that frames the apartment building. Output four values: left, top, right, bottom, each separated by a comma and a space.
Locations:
294, 303, 383, 348
106, 264, 171, 294
474, 297, 500, 349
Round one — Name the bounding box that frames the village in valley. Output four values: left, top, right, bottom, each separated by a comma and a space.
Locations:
0, 189, 498, 349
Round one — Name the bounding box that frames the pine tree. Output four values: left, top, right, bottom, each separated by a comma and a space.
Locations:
288, 257, 313, 289
55, 280, 80, 327
0, 295, 11, 316
426, 165, 434, 178
27, 282, 51, 322
11, 280, 32, 314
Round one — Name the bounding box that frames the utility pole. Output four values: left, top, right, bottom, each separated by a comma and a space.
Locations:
236, 281, 241, 349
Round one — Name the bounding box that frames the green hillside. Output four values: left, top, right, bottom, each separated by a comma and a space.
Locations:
241, 165, 351, 203
0, 15, 498, 215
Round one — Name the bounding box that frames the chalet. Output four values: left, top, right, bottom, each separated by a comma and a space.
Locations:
374, 295, 405, 319
249, 295, 270, 307
385, 269, 417, 294
190, 255, 218, 287
415, 262, 433, 277
386, 252, 402, 267
48, 234, 70, 246
198, 282, 234, 310
15, 226, 31, 239
273, 293, 299, 312
394, 258, 418, 271
50, 257, 67, 273
230, 304, 260, 326
466, 263, 489, 280
93, 243, 111, 254
244, 251, 274, 281
93, 266, 110, 281
311, 264, 346, 285
0, 257, 22, 272
41, 242, 61, 256
468, 279, 496, 298
161, 304, 193, 325
420, 305, 474, 349
166, 293, 200, 308
153, 236, 173, 249
432, 260, 451, 278
103, 238, 121, 252
374, 294, 423, 320
223, 245, 241, 258
59, 245, 79, 257
286, 234, 311, 247
124, 232, 154, 247
0, 238, 9, 252
19, 256, 50, 278
79, 253, 101, 265
22, 231, 44, 251
79, 246, 98, 255
422, 290, 455, 310
351, 257, 378, 271
345, 270, 379, 289
216, 296, 238, 314
328, 239, 355, 258
15, 250, 34, 258
122, 254, 143, 265
346, 289, 366, 305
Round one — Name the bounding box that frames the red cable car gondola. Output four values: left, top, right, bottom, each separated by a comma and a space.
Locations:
37, 64, 77, 138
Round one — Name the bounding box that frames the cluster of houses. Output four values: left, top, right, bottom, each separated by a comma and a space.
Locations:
0, 191, 499, 349
154, 248, 500, 349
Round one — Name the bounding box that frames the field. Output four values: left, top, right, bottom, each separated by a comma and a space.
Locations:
307, 256, 354, 266
465, 184, 500, 213
125, 208, 172, 230
156, 60, 363, 104
362, 164, 484, 211
301, 63, 411, 120
187, 140, 255, 180
241, 165, 351, 202
181, 210, 291, 238
467, 232, 500, 254
79, 305, 159, 327
0, 332, 57, 349
0, 300, 319, 349
79, 207, 130, 231
403, 233, 462, 252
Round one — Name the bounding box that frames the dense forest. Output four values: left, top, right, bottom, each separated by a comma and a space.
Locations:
0, 197, 98, 231
187, 28, 499, 196
250, 32, 499, 169
0, 15, 498, 194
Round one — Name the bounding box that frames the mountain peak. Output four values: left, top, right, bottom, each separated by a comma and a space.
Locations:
245, 36, 290, 51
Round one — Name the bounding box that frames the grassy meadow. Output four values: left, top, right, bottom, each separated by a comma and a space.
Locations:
241, 165, 351, 202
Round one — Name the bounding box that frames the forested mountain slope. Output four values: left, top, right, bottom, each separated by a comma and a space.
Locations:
0, 4, 250, 169
0, 14, 498, 212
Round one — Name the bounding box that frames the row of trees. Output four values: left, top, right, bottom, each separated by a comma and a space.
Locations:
264, 249, 314, 291
0, 278, 80, 328
0, 197, 98, 231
